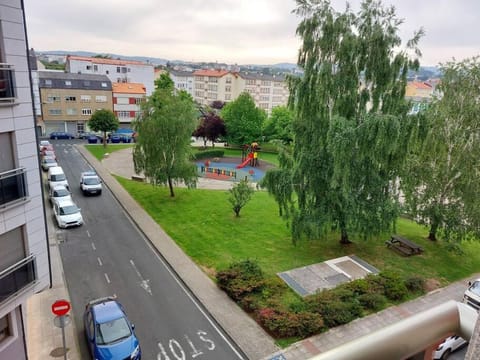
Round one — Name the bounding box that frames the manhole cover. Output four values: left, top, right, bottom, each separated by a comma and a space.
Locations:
50, 347, 69, 357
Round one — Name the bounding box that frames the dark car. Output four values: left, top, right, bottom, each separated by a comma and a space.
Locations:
78, 132, 97, 139
109, 133, 121, 143
50, 131, 75, 140
87, 135, 98, 144
84, 296, 141, 360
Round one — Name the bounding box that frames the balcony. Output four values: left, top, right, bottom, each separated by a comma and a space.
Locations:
0, 168, 28, 209
0, 255, 36, 305
0, 63, 16, 104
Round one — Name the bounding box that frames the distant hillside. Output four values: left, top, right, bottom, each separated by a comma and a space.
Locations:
37, 50, 169, 66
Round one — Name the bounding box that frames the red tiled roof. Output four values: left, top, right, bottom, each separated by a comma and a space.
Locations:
411, 81, 433, 90
193, 69, 230, 77
67, 55, 150, 66
112, 82, 146, 94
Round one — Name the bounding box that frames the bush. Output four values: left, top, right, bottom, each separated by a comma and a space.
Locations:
378, 271, 408, 301
405, 275, 426, 294
343, 278, 371, 296
194, 150, 225, 160
256, 308, 324, 338
318, 301, 363, 328
216, 260, 264, 301
358, 293, 387, 311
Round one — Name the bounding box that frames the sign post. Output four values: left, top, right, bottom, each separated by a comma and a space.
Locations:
52, 299, 71, 360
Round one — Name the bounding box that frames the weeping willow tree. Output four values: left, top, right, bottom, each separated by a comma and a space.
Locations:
262, 0, 423, 244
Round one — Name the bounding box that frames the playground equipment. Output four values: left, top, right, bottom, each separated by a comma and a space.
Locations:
237, 142, 259, 169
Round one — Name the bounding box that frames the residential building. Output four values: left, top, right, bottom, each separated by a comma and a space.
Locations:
66, 55, 155, 95
405, 80, 436, 114
193, 69, 240, 106
112, 82, 146, 126
0, 1, 50, 359
38, 72, 113, 136
238, 72, 289, 113
169, 69, 194, 97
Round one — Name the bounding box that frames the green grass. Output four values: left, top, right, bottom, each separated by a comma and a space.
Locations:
114, 176, 480, 284
85, 144, 134, 160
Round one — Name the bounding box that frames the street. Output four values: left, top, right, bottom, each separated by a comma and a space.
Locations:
48, 139, 245, 359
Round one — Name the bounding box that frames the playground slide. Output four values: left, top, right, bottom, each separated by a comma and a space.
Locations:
236, 158, 251, 169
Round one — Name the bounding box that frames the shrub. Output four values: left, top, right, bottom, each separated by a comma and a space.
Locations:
239, 295, 259, 313
216, 260, 264, 301
343, 278, 370, 296
194, 150, 225, 160
256, 308, 324, 338
405, 275, 426, 294
318, 301, 363, 328
358, 293, 387, 311
378, 271, 408, 301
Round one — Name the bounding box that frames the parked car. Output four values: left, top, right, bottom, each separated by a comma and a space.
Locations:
47, 166, 69, 190
87, 135, 98, 144
49, 185, 72, 206
41, 157, 58, 171
433, 335, 467, 359
52, 198, 83, 228
78, 132, 97, 139
39, 140, 52, 152
41, 149, 56, 160
109, 133, 121, 143
463, 278, 480, 310
84, 296, 141, 360
49, 131, 75, 139
80, 171, 102, 195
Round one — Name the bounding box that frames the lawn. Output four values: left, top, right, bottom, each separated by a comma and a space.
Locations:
85, 144, 134, 160
114, 176, 480, 285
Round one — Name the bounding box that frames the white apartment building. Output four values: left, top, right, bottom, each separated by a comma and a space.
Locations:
238, 72, 289, 113
66, 55, 154, 95
112, 82, 146, 126
0, 1, 50, 359
169, 69, 194, 97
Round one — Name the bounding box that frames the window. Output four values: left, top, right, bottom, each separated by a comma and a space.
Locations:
106, 70, 109, 74
77, 122, 85, 134
260, 96, 269, 101
207, 84, 217, 91
207, 92, 217, 100
225, 94, 231, 100
83, 81, 90, 87
48, 109, 62, 115
116, 67, 121, 73
260, 88, 270, 94
246, 79, 255, 85
47, 95, 60, 103
135, 98, 143, 105
86, 65, 91, 70
65, 80, 72, 86
195, 90, 203, 97
95, 95, 107, 102
225, 86, 231, 92
81, 95, 91, 102
0, 312, 18, 349
0, 132, 14, 172
82, 108, 92, 115
101, 82, 108, 88
118, 111, 130, 118
44, 79, 52, 86
65, 96, 76, 102
226, 77, 232, 84
66, 108, 77, 115
121, 67, 127, 73
197, 83, 204, 90
209, 77, 218, 83
116, 98, 129, 105
94, 65, 98, 71
0, 227, 25, 270
261, 80, 271, 86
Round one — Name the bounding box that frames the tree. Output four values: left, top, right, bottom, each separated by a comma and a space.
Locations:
402, 57, 480, 242
228, 179, 254, 217
211, 100, 226, 111
221, 92, 266, 146
155, 72, 174, 91
88, 109, 119, 147
263, 106, 294, 143
263, 0, 423, 244
132, 86, 198, 197
193, 112, 226, 147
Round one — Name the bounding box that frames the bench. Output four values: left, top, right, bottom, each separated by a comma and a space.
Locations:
385, 235, 424, 256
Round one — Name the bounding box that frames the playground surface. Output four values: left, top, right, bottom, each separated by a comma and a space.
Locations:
197, 156, 276, 182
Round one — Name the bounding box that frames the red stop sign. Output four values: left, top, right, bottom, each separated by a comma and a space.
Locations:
51, 299, 71, 316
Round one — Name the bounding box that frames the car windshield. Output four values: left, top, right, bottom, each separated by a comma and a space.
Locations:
95, 317, 131, 345
54, 188, 69, 197
51, 174, 66, 181
469, 281, 480, 296
44, 158, 56, 164
59, 205, 79, 215
84, 177, 100, 185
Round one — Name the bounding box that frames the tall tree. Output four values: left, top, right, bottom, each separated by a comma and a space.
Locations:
155, 72, 175, 91
221, 92, 266, 146
228, 179, 255, 217
193, 112, 226, 147
132, 86, 198, 197
88, 109, 119, 147
263, 106, 294, 143
263, 0, 423, 244
402, 57, 480, 242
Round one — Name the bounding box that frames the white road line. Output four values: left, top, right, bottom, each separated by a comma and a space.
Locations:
91, 242, 96, 250
86, 230, 91, 238
130, 259, 152, 295
104, 273, 110, 283
97, 257, 102, 266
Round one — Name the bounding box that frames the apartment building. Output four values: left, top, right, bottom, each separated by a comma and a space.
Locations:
38, 71, 113, 135
66, 55, 155, 95
238, 72, 289, 113
169, 69, 194, 97
193, 69, 240, 106
0, 1, 50, 359
112, 82, 146, 126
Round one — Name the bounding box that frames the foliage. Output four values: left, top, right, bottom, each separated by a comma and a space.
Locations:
211, 100, 226, 110
39, 60, 65, 71
193, 112, 226, 147
263, 0, 423, 244
155, 72, 175, 91
358, 293, 387, 311
263, 106, 294, 144
88, 109, 119, 147
228, 179, 255, 217
401, 56, 480, 242
221, 92, 266, 146
193, 149, 225, 160
132, 84, 198, 197
256, 308, 324, 338
216, 260, 265, 301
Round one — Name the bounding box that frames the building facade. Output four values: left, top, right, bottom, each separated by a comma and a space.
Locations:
66, 55, 155, 95
0, 1, 50, 359
238, 72, 289, 113
38, 72, 113, 136
112, 82, 146, 126
169, 69, 194, 97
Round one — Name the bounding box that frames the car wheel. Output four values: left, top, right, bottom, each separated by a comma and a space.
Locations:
441, 349, 451, 360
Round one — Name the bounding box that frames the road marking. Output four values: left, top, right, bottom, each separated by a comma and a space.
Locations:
97, 257, 102, 266
91, 242, 96, 250
104, 273, 110, 283
86, 230, 91, 238
130, 259, 152, 295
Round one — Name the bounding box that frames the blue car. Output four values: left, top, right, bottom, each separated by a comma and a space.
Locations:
84, 297, 141, 360
50, 131, 75, 139
87, 135, 98, 144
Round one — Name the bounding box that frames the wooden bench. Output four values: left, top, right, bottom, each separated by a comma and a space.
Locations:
385, 235, 424, 256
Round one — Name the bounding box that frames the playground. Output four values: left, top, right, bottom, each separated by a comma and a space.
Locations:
196, 156, 275, 182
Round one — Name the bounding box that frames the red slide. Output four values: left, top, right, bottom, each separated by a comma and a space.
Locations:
236, 158, 251, 169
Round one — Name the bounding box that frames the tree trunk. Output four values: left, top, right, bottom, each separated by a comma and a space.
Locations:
428, 223, 437, 241
168, 177, 175, 197
339, 222, 351, 245
103, 131, 107, 148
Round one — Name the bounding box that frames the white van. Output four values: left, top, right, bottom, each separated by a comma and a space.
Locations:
47, 166, 69, 190
463, 278, 480, 310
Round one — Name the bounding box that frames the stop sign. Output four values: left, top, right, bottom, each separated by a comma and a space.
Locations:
51, 299, 71, 316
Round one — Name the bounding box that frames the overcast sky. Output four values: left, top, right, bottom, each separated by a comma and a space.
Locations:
24, 0, 479, 66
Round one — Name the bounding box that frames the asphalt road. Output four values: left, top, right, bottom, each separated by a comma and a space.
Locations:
48, 139, 245, 360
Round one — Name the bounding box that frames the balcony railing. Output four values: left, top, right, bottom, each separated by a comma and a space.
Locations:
0, 255, 36, 305
0, 168, 28, 209
0, 63, 16, 103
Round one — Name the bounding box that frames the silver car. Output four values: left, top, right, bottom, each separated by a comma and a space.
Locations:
52, 199, 83, 228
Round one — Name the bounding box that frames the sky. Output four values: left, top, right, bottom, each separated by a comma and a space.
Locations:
24, 0, 480, 66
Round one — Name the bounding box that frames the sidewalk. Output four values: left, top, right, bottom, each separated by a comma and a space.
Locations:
26, 145, 477, 360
